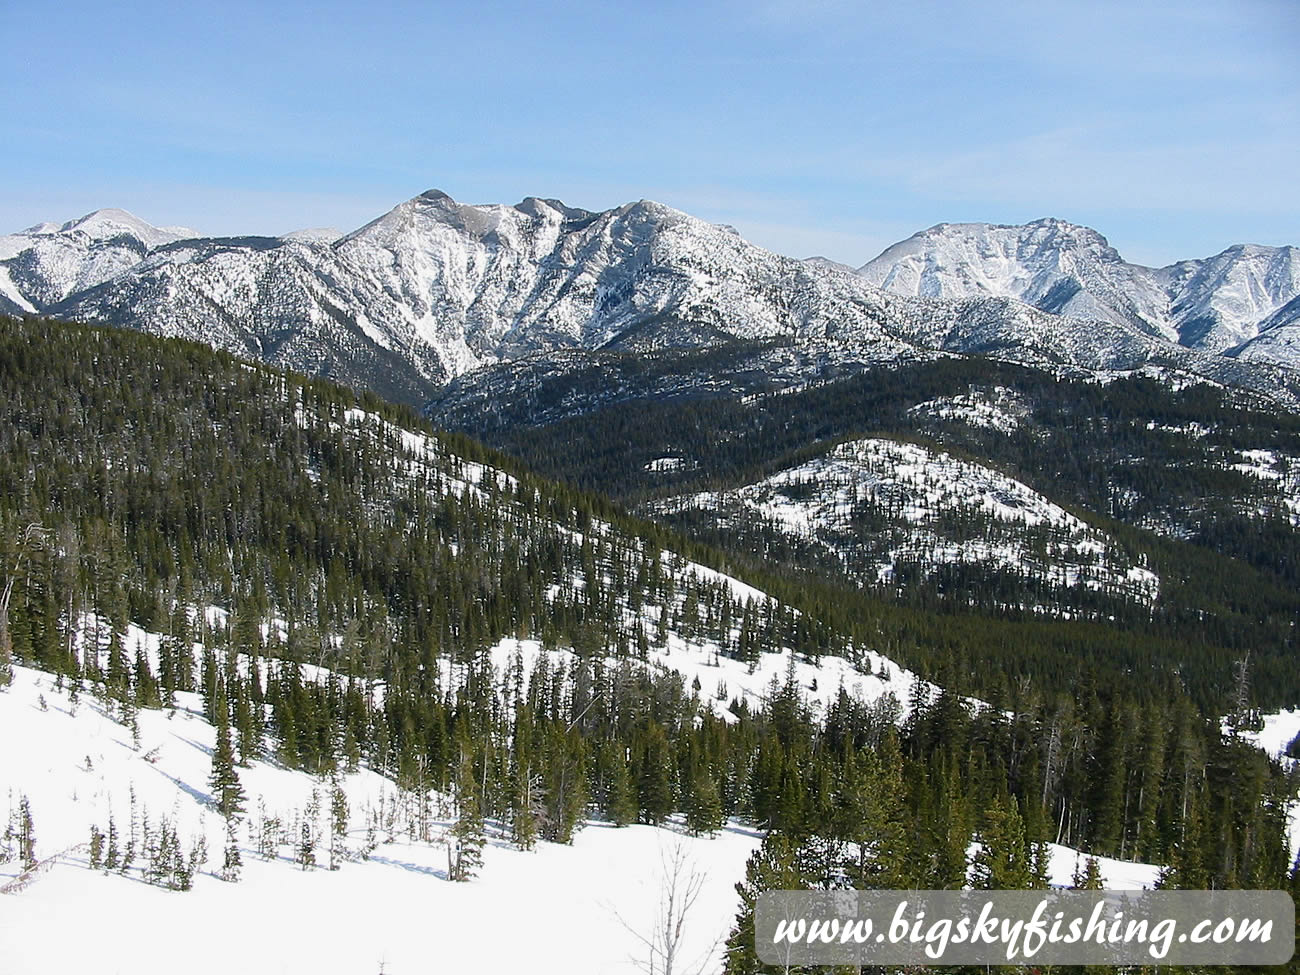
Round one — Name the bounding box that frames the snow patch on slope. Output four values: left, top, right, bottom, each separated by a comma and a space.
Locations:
907, 386, 1029, 434
658, 438, 1159, 607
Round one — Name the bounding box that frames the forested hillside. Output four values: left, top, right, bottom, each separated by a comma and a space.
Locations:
0, 316, 1294, 945
440, 355, 1300, 713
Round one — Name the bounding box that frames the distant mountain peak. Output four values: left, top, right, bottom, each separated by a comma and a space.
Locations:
860, 217, 1298, 354
279, 227, 342, 245
513, 196, 595, 222
58, 207, 197, 246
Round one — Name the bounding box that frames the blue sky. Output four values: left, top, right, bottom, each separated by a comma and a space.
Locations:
3, 0, 1296, 266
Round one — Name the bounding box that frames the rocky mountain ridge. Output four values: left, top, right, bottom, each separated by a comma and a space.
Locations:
3, 194, 1297, 409
858, 217, 1299, 359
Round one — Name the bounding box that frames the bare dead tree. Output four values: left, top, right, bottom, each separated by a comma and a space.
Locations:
615, 838, 719, 975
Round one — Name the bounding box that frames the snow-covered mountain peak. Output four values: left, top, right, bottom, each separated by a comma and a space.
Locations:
342, 187, 557, 249
59, 207, 197, 248
863, 218, 1120, 276
0, 207, 200, 312
801, 256, 858, 275
861, 218, 1300, 358
278, 227, 342, 244
6, 190, 1299, 402
513, 196, 595, 222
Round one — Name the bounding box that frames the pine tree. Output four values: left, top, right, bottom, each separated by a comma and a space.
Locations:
509, 765, 541, 851
220, 816, 242, 882
684, 767, 724, 837
329, 777, 349, 870
297, 790, 319, 871
637, 722, 674, 826
234, 682, 260, 767
724, 832, 812, 975
606, 747, 639, 827
209, 687, 246, 821
541, 724, 586, 844
17, 795, 35, 869
449, 745, 485, 882
1072, 855, 1104, 890
973, 793, 1032, 889
120, 787, 138, 875
104, 626, 129, 702
1, 523, 48, 689
88, 824, 105, 870
509, 706, 541, 851
104, 812, 120, 871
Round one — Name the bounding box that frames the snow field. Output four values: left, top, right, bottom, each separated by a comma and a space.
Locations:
0, 662, 758, 975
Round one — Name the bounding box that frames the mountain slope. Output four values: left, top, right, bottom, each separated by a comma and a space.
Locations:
0, 656, 762, 975
0, 645, 1168, 975
2, 314, 1291, 951
0, 208, 197, 312
441, 355, 1300, 711
650, 435, 1161, 609
859, 219, 1300, 363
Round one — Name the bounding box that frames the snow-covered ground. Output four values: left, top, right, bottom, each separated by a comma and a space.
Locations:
1230, 709, 1300, 861
1228, 448, 1300, 525
0, 646, 1167, 974
484, 633, 923, 728
907, 386, 1028, 434
1236, 709, 1300, 763
1041, 843, 1160, 890
0, 662, 758, 975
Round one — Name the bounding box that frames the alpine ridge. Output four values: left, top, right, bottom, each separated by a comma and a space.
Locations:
3, 192, 1298, 411
859, 218, 1300, 361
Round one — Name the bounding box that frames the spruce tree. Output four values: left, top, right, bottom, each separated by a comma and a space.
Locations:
209, 687, 246, 821
329, 777, 349, 870
17, 796, 35, 869
449, 746, 485, 882
220, 816, 242, 882
684, 768, 724, 837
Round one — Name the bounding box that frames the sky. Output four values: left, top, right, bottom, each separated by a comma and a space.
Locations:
2, 0, 1296, 267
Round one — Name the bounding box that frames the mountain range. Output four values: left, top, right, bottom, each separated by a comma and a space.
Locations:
3, 192, 1298, 411
859, 217, 1299, 358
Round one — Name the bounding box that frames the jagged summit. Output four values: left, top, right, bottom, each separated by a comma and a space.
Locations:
860, 217, 1298, 352
514, 196, 595, 222
2, 191, 1297, 406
